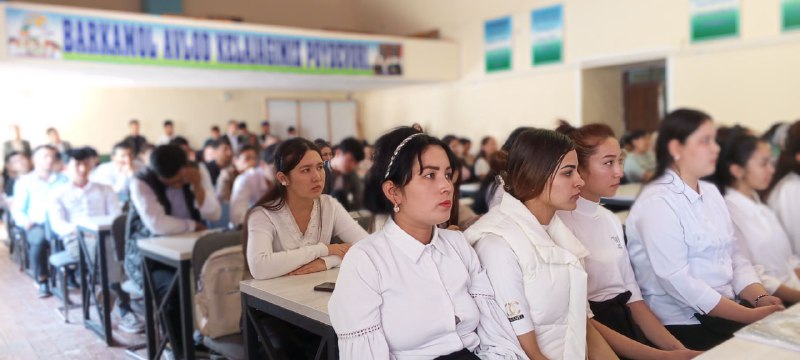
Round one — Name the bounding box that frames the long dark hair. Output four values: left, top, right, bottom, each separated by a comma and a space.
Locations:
650, 108, 712, 183
767, 120, 800, 197
364, 127, 457, 216
242, 138, 321, 278
491, 129, 575, 202
713, 128, 762, 195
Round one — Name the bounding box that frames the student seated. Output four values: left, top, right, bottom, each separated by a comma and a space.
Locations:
323, 137, 365, 211
767, 120, 800, 255
124, 144, 221, 357
243, 138, 367, 280
205, 139, 234, 187
556, 122, 700, 359
215, 142, 250, 203
11, 145, 68, 297
49, 148, 142, 331
122, 119, 148, 157
90, 142, 138, 200
465, 129, 617, 360
715, 130, 800, 304
473, 136, 498, 181
229, 146, 269, 227
625, 109, 784, 351
622, 130, 656, 183
330, 127, 526, 360
156, 119, 177, 145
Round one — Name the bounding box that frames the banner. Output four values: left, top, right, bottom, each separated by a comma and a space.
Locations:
484, 16, 512, 73
783, 0, 800, 31
531, 4, 563, 66
690, 0, 739, 42
4, 6, 403, 76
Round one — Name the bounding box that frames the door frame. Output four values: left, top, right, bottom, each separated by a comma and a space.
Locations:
576, 48, 673, 126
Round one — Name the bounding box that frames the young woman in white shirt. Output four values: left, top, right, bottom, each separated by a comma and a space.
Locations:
625, 109, 784, 351
555, 122, 700, 360
329, 127, 526, 360
714, 130, 800, 304
243, 137, 368, 280
464, 128, 618, 360
767, 120, 800, 255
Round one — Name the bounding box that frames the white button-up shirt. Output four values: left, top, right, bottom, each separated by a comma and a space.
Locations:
230, 167, 270, 226
90, 161, 138, 197
329, 218, 526, 360
49, 181, 121, 237
11, 171, 69, 227
726, 188, 800, 291
768, 172, 800, 256
559, 197, 643, 303
625, 170, 760, 325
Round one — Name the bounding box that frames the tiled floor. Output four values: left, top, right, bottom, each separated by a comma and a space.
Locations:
0, 235, 147, 359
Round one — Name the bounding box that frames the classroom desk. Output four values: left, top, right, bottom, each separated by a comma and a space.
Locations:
138, 229, 221, 360
601, 183, 642, 211
76, 215, 116, 346
241, 269, 339, 360
696, 303, 800, 359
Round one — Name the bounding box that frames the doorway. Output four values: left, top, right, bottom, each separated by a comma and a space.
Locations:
581, 59, 666, 135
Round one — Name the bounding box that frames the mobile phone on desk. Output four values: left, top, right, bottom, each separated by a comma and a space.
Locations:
314, 282, 336, 292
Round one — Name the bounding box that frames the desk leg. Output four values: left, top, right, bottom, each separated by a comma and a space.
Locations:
97, 232, 112, 345
242, 295, 259, 360
79, 232, 90, 322
178, 260, 195, 360
143, 257, 157, 360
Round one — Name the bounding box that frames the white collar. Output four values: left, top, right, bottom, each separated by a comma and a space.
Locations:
384, 217, 442, 264
574, 196, 600, 218
660, 169, 703, 204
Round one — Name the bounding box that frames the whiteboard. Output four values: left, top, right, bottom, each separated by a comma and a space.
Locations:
299, 101, 329, 141
330, 101, 358, 144
266, 100, 297, 138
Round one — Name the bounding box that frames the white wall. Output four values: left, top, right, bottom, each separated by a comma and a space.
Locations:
0, 88, 348, 153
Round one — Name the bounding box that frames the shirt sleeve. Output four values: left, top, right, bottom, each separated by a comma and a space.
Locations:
728, 222, 761, 295
455, 233, 527, 359
104, 185, 122, 217
473, 234, 535, 336
245, 208, 329, 280
770, 180, 800, 254
196, 164, 221, 222
328, 248, 392, 360
229, 174, 250, 227
11, 177, 31, 227
48, 188, 75, 237
331, 198, 369, 244
634, 197, 722, 314
129, 178, 195, 235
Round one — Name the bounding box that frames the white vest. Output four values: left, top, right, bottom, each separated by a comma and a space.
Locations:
465, 191, 590, 360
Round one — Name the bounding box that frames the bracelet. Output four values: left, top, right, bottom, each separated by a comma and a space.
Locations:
754, 294, 769, 306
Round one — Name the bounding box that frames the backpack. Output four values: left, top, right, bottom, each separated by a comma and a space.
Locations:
194, 245, 245, 338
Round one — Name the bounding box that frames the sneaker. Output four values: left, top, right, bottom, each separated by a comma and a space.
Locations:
38, 282, 52, 298
118, 312, 145, 334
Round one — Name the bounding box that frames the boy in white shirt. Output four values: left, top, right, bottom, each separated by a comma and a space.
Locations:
90, 142, 137, 200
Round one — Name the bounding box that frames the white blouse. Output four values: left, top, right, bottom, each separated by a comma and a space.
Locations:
246, 195, 368, 280
328, 218, 526, 360
558, 197, 643, 303
768, 172, 800, 255
625, 170, 760, 325
725, 189, 800, 291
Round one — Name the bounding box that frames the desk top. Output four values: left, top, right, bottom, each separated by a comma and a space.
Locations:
76, 215, 117, 232
241, 269, 339, 326
138, 229, 222, 261
697, 304, 800, 359
601, 183, 642, 205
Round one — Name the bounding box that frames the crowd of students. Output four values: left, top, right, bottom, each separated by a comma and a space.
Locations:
3, 110, 800, 359
240, 110, 800, 360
